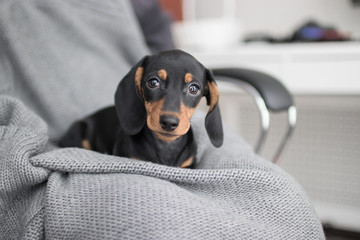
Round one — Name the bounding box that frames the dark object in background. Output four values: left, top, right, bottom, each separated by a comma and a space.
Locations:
244, 20, 350, 43
289, 20, 350, 42
351, 0, 360, 7
131, 0, 175, 53
323, 223, 360, 240
244, 33, 280, 43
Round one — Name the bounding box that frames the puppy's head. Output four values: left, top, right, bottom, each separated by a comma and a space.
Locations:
115, 50, 223, 147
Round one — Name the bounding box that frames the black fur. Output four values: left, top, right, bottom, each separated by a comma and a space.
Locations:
59, 50, 223, 167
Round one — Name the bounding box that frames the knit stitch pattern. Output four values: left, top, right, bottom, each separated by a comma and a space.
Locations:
1, 96, 325, 239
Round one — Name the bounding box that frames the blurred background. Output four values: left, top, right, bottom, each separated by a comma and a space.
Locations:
155, 0, 360, 239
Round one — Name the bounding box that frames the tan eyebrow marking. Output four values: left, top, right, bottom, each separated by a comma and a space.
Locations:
184, 73, 193, 83
158, 69, 167, 80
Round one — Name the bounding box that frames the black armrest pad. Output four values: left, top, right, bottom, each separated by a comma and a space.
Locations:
212, 68, 294, 112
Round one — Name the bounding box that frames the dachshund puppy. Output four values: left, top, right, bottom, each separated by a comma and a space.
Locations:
59, 50, 223, 168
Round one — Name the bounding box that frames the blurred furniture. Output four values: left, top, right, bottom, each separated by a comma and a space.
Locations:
192, 42, 360, 234
213, 68, 296, 163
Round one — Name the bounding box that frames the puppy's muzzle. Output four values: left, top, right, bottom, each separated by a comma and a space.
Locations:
160, 115, 179, 132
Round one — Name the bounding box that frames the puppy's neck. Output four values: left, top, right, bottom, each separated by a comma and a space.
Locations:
144, 126, 197, 167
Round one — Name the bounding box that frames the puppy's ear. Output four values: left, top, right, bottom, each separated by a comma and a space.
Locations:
204, 69, 224, 147
115, 56, 149, 135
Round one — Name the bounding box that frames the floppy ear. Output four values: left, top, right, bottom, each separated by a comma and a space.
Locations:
204, 69, 224, 147
115, 56, 149, 135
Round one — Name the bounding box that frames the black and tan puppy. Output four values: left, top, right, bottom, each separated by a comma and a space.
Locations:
59, 50, 223, 168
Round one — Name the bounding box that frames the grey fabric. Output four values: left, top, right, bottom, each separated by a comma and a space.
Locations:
0, 0, 149, 140
0, 0, 325, 239
1, 97, 325, 239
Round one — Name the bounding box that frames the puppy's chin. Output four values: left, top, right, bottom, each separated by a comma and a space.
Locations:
154, 132, 182, 142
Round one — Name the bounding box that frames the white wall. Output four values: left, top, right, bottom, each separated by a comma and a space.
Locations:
192, 0, 360, 39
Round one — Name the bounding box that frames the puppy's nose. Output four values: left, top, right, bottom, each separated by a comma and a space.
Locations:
160, 115, 179, 131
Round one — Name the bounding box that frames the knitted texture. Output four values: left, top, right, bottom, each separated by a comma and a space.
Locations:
1, 96, 325, 239
0, 0, 324, 239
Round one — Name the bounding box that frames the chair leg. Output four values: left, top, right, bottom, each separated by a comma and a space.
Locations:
272, 106, 297, 163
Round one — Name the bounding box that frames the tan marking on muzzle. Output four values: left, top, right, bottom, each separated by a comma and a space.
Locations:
207, 81, 219, 112
135, 67, 144, 98
158, 69, 167, 80
184, 73, 193, 83
145, 98, 170, 140
145, 99, 197, 142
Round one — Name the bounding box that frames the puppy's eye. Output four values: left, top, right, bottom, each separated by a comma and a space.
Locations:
147, 78, 160, 89
188, 84, 200, 96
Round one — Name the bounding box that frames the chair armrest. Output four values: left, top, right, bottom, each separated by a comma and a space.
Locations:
211, 68, 293, 112
211, 68, 297, 163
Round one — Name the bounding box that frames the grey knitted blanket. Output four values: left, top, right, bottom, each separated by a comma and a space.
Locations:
1, 96, 324, 239
0, 0, 324, 239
